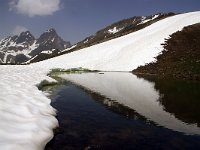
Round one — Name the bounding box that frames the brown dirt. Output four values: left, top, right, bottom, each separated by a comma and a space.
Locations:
133, 23, 200, 80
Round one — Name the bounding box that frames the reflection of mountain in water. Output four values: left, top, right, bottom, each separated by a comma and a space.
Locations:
80, 88, 150, 124
139, 75, 200, 127
59, 72, 200, 135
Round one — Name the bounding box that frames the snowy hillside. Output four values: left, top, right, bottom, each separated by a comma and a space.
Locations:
75, 13, 174, 49
34, 11, 200, 71
0, 11, 200, 150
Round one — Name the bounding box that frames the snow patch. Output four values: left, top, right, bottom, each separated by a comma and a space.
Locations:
83, 39, 89, 43
51, 38, 55, 42
152, 14, 159, 20
61, 45, 77, 52
41, 50, 53, 54
138, 14, 160, 25
25, 55, 39, 64
108, 27, 123, 34
29, 40, 39, 51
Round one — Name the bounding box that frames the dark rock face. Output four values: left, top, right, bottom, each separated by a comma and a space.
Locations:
0, 52, 5, 63
30, 28, 71, 57
15, 54, 30, 64
0, 28, 71, 64
29, 49, 62, 63
6, 54, 15, 64
133, 23, 200, 80
16, 31, 35, 45
37, 29, 56, 44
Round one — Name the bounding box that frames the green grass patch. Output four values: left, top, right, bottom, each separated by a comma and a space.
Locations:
37, 80, 58, 91
48, 67, 100, 77
38, 67, 100, 94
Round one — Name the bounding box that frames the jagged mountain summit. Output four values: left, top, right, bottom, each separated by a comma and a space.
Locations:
0, 28, 71, 64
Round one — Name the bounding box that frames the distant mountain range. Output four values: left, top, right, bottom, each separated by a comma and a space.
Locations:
0, 12, 174, 64
0, 28, 71, 64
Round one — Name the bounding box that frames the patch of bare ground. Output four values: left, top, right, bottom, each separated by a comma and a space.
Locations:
133, 23, 200, 80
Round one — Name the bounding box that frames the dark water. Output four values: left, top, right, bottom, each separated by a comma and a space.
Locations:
45, 73, 200, 150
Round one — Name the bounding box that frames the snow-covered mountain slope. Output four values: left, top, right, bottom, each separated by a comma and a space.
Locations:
0, 11, 199, 150
34, 11, 200, 71
0, 31, 36, 64
0, 29, 71, 64
75, 13, 174, 50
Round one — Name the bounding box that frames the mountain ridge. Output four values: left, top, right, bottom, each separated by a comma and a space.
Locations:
74, 12, 175, 49
0, 12, 175, 64
0, 28, 71, 64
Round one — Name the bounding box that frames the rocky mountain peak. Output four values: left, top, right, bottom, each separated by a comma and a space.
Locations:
16, 31, 35, 45
46, 28, 56, 33
0, 28, 71, 64
29, 28, 71, 56
36, 28, 58, 44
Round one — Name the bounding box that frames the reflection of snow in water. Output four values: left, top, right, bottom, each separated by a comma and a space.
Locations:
59, 72, 200, 135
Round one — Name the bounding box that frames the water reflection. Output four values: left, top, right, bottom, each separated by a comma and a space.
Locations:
59, 72, 200, 135
141, 76, 200, 127
81, 88, 148, 123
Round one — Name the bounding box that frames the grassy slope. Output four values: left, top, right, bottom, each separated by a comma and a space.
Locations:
133, 23, 200, 80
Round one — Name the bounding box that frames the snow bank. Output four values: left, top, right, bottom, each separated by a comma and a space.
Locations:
0, 65, 58, 150
0, 11, 199, 150
59, 72, 200, 135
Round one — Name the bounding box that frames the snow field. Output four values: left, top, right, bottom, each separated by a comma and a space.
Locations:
35, 11, 200, 71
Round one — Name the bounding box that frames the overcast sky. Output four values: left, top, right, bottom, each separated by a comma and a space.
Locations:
0, 0, 199, 44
